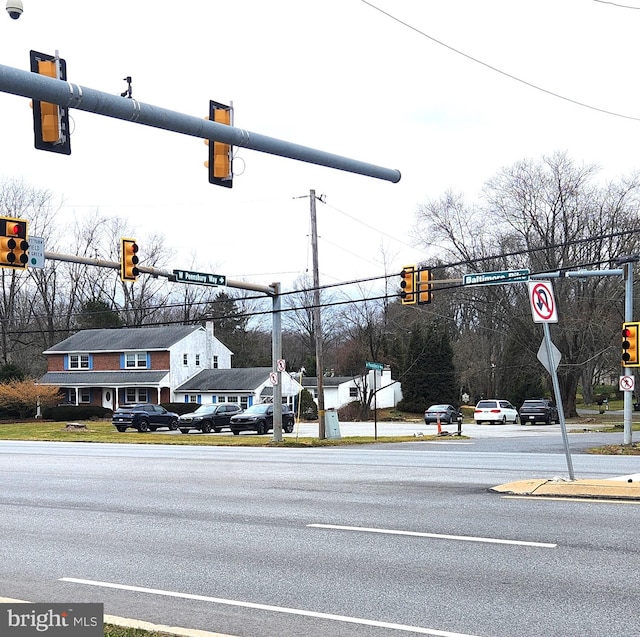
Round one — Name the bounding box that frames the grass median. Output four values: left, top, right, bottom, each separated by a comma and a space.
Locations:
0, 420, 460, 445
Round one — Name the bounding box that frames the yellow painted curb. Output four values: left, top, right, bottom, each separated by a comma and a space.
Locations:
491, 479, 640, 500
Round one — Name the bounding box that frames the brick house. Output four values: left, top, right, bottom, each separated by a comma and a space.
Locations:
38, 323, 233, 410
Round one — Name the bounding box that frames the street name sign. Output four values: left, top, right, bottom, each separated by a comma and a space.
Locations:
28, 236, 44, 269
366, 361, 384, 371
463, 269, 530, 286
173, 269, 226, 286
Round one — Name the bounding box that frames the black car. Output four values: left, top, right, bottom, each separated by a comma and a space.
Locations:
112, 404, 179, 433
519, 399, 559, 425
230, 403, 295, 435
178, 403, 243, 433
424, 404, 460, 425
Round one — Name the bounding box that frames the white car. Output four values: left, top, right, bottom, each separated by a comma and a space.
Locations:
474, 399, 519, 424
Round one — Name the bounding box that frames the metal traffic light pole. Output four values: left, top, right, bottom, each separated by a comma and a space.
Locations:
0, 62, 401, 184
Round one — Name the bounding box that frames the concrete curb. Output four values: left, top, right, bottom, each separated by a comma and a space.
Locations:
491, 479, 640, 500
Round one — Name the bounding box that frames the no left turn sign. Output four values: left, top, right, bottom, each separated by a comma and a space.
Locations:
528, 281, 558, 323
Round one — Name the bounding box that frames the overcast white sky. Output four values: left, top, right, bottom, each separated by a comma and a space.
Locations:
1, 0, 639, 294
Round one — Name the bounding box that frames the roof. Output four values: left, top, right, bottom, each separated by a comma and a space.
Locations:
175, 368, 273, 392
43, 325, 203, 354
301, 376, 357, 388
38, 370, 170, 387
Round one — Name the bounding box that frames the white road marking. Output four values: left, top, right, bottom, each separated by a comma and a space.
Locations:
308, 523, 557, 548
60, 577, 485, 637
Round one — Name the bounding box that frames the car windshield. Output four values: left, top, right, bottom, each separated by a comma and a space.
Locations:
192, 405, 217, 414
242, 404, 270, 415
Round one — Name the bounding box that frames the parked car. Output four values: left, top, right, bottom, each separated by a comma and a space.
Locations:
178, 403, 243, 433
473, 399, 519, 425
112, 403, 179, 433
230, 403, 295, 435
519, 399, 559, 425
424, 404, 460, 425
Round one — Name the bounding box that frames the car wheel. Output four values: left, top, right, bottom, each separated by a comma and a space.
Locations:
169, 419, 178, 431
201, 421, 212, 434
514, 415, 520, 424
231, 429, 240, 436
256, 421, 266, 435
284, 423, 294, 434
138, 419, 150, 432
179, 428, 189, 434
116, 426, 126, 432
501, 416, 507, 425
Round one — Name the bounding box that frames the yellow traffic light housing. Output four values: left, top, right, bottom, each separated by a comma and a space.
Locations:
204, 100, 233, 188
622, 322, 640, 367
417, 268, 433, 305
400, 265, 416, 305
0, 217, 29, 269
120, 238, 139, 282
29, 50, 71, 155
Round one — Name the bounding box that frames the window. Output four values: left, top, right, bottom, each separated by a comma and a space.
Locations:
126, 388, 148, 403
217, 396, 226, 403
240, 396, 249, 409
79, 388, 91, 404
228, 396, 238, 404
349, 387, 358, 398
188, 395, 198, 403
69, 354, 90, 369
183, 354, 188, 366
125, 352, 147, 369
195, 354, 200, 367
213, 356, 218, 369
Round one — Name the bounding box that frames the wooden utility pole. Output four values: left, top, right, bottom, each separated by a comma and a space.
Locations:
310, 190, 326, 439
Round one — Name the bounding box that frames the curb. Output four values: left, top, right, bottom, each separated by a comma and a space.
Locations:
0, 598, 235, 637
491, 479, 640, 500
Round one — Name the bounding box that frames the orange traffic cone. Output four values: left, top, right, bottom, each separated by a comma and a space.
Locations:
436, 416, 442, 435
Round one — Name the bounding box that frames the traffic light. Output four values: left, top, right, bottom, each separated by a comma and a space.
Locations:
204, 100, 233, 188
622, 322, 640, 367
417, 268, 433, 305
400, 265, 416, 305
29, 50, 71, 155
120, 238, 139, 282
0, 217, 29, 270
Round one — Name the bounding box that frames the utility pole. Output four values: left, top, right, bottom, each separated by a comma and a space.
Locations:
310, 190, 326, 439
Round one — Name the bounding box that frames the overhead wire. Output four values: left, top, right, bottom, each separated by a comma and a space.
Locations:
360, 0, 640, 122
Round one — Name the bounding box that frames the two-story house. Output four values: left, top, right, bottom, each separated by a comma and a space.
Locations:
38, 323, 233, 410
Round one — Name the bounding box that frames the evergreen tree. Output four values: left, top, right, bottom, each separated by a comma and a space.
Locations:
398, 320, 457, 413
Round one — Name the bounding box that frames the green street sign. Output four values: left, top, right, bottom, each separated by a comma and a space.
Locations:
463, 269, 529, 286
173, 269, 226, 286
366, 361, 384, 371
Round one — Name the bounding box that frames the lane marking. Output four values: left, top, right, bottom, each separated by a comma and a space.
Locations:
308, 524, 557, 548
60, 577, 485, 637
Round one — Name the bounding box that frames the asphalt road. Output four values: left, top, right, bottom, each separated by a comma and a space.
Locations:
2, 430, 640, 637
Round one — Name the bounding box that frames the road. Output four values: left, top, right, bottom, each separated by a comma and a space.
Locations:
1, 430, 640, 637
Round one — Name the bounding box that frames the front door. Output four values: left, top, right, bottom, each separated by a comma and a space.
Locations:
102, 388, 114, 410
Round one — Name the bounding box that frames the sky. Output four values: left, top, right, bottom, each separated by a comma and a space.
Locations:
1, 0, 640, 297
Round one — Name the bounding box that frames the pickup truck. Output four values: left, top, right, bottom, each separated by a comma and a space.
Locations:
519, 399, 559, 425
230, 403, 295, 435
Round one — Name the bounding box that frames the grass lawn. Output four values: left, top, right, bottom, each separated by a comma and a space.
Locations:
0, 419, 457, 446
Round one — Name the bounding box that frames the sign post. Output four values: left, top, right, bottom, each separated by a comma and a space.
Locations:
366, 362, 384, 439
528, 281, 574, 480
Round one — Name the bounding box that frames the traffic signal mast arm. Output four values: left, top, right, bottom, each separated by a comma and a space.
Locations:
42, 250, 278, 296
0, 62, 400, 184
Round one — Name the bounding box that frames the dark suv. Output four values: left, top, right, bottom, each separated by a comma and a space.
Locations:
519, 399, 559, 425
112, 404, 179, 433
178, 403, 243, 433
230, 403, 295, 435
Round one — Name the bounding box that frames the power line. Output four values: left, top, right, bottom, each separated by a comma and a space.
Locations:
361, 0, 640, 122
